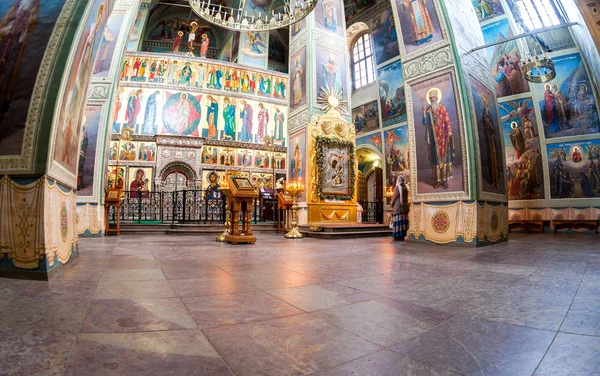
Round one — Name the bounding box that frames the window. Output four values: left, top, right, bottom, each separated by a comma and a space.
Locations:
352, 34, 376, 90
512, 0, 565, 30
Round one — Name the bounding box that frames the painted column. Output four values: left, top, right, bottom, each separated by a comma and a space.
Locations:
288, 0, 353, 225
399, 0, 509, 245
76, 0, 142, 236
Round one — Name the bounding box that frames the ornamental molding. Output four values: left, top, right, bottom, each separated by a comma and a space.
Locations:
403, 46, 454, 82
87, 83, 111, 101
311, 31, 347, 52
463, 53, 494, 88
155, 135, 205, 148
289, 32, 309, 55
288, 111, 308, 133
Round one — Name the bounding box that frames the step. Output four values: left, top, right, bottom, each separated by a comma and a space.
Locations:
299, 224, 389, 233
300, 230, 392, 239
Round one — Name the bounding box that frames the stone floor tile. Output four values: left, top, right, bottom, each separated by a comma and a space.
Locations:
161, 266, 230, 280
313, 298, 454, 346
82, 298, 197, 332
393, 315, 555, 376
560, 284, 600, 336
95, 279, 177, 299
0, 298, 89, 333
234, 269, 322, 290
0, 328, 75, 376
268, 283, 377, 312
101, 268, 166, 281
169, 275, 257, 297
313, 349, 458, 376
534, 333, 600, 376
183, 290, 303, 328
204, 314, 382, 376
64, 330, 232, 375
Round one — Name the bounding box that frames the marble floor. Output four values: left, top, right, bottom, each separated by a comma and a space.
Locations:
1, 233, 599, 376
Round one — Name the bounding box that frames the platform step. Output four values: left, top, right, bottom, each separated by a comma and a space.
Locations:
301, 230, 392, 239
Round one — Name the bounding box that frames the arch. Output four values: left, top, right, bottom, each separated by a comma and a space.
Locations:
346, 22, 370, 51
158, 161, 198, 182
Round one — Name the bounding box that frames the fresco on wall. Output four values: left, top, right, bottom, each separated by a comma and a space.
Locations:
126, 10, 143, 51
52, 0, 110, 177
314, 0, 344, 37
239, 31, 268, 68
163, 91, 202, 136
346, 0, 377, 23
378, 60, 406, 127
395, 0, 443, 56
384, 126, 410, 187
473, 0, 504, 22
290, 47, 307, 111
290, 17, 306, 39
288, 130, 306, 200
484, 19, 530, 98
547, 139, 600, 198
370, 8, 400, 65
353, 101, 380, 135
93, 9, 125, 78
469, 77, 505, 195
128, 167, 152, 197
357, 133, 383, 153
315, 45, 348, 101
77, 106, 102, 195
137, 142, 156, 162
0, 2, 70, 155
411, 72, 464, 193
536, 53, 600, 139
499, 97, 545, 200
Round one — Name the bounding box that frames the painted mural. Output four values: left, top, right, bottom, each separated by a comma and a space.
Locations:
546, 139, 600, 198
93, 9, 125, 78
395, 0, 443, 56
238, 31, 268, 68
288, 130, 306, 200
52, 0, 109, 178
314, 0, 344, 37
315, 45, 348, 101
484, 19, 529, 98
126, 10, 143, 51
499, 97, 545, 200
536, 53, 600, 139
291, 18, 306, 39
469, 77, 505, 195
385, 126, 410, 187
411, 72, 464, 193
370, 8, 400, 65
77, 106, 102, 195
353, 101, 380, 135
113, 87, 288, 146
291, 47, 307, 112
378, 60, 406, 127
345, 0, 376, 23
356, 133, 383, 153
473, 0, 504, 22
0, 1, 65, 156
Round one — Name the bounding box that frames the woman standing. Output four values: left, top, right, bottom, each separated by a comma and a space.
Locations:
391, 175, 409, 240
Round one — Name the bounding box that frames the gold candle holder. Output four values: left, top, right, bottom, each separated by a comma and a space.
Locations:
284, 179, 304, 239
216, 178, 230, 242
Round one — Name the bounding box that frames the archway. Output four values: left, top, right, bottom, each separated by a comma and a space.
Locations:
357, 147, 384, 223
158, 161, 197, 191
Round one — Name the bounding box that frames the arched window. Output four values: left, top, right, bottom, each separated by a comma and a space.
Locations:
352, 33, 376, 90
512, 0, 564, 30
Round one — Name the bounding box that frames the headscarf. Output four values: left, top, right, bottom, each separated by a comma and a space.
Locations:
396, 175, 405, 205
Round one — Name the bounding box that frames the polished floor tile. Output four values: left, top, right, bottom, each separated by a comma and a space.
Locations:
268, 282, 376, 312
534, 333, 600, 375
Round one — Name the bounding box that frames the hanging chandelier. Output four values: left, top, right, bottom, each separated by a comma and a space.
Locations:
521, 55, 556, 83
188, 0, 317, 32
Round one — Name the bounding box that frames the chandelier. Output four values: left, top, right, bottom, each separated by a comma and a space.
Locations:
188, 0, 317, 32
521, 55, 556, 83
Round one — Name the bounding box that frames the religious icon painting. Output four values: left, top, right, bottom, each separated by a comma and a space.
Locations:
239, 31, 269, 68
499, 96, 544, 200
107, 166, 126, 190
49, 0, 110, 184
384, 125, 410, 187
378, 60, 406, 127
272, 106, 287, 146
223, 68, 241, 92
314, 0, 345, 37
139, 89, 163, 135
353, 101, 380, 135
204, 95, 221, 139
240, 70, 258, 95
315, 45, 348, 103
273, 77, 287, 101
256, 73, 273, 98
193, 62, 207, 88
288, 130, 307, 201
409, 69, 468, 199
394, 0, 444, 57
221, 97, 238, 141
161, 92, 202, 136
254, 151, 270, 169
218, 147, 237, 166
201, 146, 219, 165
127, 11, 144, 51
473, 0, 504, 22
356, 133, 383, 154
546, 139, 600, 199
0, 1, 65, 156
77, 105, 103, 196
370, 8, 400, 66
535, 53, 600, 139
117, 88, 144, 134
290, 47, 307, 113
127, 167, 153, 198
119, 141, 137, 161
275, 173, 287, 190
236, 149, 254, 167
109, 141, 119, 161
137, 142, 157, 162
94, 9, 126, 78
468, 75, 506, 199
237, 99, 259, 143
274, 152, 286, 170
202, 170, 223, 199
251, 173, 274, 189
291, 18, 306, 40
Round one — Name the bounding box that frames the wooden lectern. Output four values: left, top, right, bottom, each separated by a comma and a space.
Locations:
224, 175, 259, 244
104, 189, 122, 236
277, 192, 293, 232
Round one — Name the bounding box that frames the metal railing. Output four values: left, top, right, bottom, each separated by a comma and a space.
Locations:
108, 190, 275, 224
360, 201, 384, 223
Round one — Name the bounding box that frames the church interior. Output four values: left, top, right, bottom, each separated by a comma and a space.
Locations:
0, 0, 599, 374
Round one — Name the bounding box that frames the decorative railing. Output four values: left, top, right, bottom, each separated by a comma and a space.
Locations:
109, 190, 275, 224
359, 201, 384, 223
